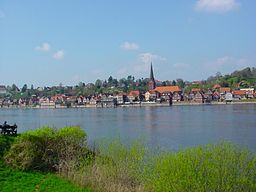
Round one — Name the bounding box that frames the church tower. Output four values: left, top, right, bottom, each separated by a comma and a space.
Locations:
148, 62, 156, 90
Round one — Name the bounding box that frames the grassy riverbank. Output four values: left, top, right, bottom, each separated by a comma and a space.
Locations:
1, 127, 256, 191
0, 162, 91, 192
0, 132, 92, 192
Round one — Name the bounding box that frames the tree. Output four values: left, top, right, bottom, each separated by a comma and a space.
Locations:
108, 76, 113, 85
95, 79, 102, 89
11, 84, 18, 92
78, 82, 85, 87
216, 72, 222, 79
21, 84, 28, 93
112, 79, 118, 87
176, 78, 185, 88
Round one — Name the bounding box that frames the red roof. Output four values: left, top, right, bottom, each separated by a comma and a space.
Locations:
191, 88, 201, 92
154, 86, 181, 94
213, 84, 221, 89
128, 90, 140, 97
233, 90, 246, 96
219, 87, 231, 93
146, 90, 157, 94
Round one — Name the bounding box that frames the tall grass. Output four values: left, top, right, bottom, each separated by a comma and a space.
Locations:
145, 142, 256, 192
71, 140, 256, 192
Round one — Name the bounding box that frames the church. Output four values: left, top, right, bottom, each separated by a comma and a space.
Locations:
146, 63, 182, 103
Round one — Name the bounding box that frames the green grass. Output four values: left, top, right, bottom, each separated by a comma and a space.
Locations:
0, 161, 92, 192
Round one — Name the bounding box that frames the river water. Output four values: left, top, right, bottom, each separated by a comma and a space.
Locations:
1, 104, 256, 150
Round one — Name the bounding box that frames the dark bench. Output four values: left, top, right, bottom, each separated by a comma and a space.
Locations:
0, 124, 18, 135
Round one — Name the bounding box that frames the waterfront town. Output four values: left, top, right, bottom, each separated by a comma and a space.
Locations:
0, 65, 256, 108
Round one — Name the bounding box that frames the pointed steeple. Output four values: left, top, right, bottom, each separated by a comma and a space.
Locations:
150, 62, 155, 81
149, 62, 156, 90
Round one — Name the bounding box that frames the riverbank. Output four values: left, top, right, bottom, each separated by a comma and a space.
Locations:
1, 127, 256, 192
0, 135, 92, 192
1, 100, 256, 109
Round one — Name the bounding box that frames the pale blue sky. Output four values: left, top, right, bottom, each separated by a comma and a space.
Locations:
0, 0, 255, 87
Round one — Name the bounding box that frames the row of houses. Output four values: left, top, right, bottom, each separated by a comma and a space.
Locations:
0, 85, 256, 108
144, 85, 256, 103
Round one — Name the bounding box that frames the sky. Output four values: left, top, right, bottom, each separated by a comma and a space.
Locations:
0, 0, 256, 87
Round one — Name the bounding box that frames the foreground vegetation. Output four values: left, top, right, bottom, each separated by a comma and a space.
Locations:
0, 130, 92, 192
1, 127, 256, 191
0, 162, 90, 192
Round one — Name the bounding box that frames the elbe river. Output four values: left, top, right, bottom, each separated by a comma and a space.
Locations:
1, 104, 256, 151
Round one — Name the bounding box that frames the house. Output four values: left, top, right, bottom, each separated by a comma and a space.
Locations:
113, 93, 127, 104
154, 86, 181, 94
240, 88, 254, 99
154, 86, 182, 102
205, 89, 214, 102
39, 97, 55, 108
0, 99, 3, 106
183, 93, 190, 102
0, 85, 7, 94
232, 90, 247, 100
173, 92, 182, 102
145, 90, 157, 101
219, 87, 231, 101
212, 91, 220, 101
77, 96, 86, 105
89, 97, 97, 105
191, 88, 201, 93
127, 90, 140, 102
193, 92, 205, 103
225, 93, 233, 102
212, 84, 221, 90
219, 87, 231, 94
51, 94, 67, 104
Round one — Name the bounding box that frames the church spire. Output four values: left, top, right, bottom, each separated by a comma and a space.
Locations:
149, 62, 156, 90
150, 62, 155, 81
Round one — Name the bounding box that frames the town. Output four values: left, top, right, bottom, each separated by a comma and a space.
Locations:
0, 66, 256, 108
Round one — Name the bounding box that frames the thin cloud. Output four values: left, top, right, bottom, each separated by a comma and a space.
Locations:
53, 50, 64, 60
140, 52, 166, 64
35, 42, 51, 52
206, 56, 249, 74
195, 0, 239, 13
116, 53, 167, 78
120, 41, 139, 50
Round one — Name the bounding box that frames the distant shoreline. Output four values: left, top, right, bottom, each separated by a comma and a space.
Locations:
0, 101, 256, 109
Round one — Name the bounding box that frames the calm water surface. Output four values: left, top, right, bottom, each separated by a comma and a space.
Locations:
1, 104, 256, 150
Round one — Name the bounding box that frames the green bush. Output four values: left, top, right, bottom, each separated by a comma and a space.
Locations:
145, 142, 256, 192
4, 126, 88, 173
76, 140, 256, 192
0, 135, 16, 158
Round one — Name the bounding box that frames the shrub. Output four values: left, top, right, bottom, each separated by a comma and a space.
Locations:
0, 135, 16, 158
4, 126, 88, 174
71, 139, 145, 192
145, 142, 256, 192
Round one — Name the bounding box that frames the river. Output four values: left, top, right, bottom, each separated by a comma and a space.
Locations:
1, 104, 256, 150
